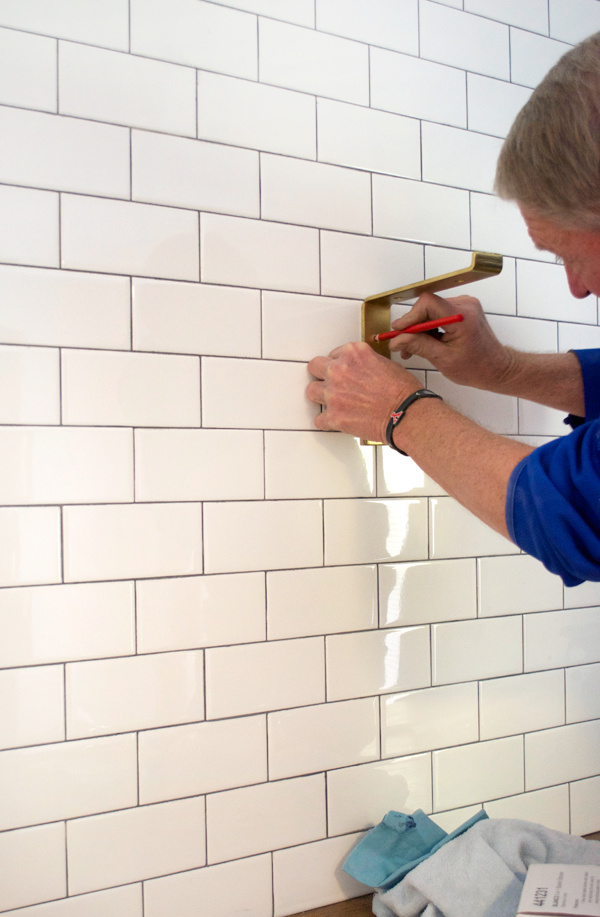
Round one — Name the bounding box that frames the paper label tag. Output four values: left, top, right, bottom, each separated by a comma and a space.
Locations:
518, 864, 600, 917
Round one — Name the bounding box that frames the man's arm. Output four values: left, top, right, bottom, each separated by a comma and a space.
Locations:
390, 293, 585, 416
306, 342, 533, 539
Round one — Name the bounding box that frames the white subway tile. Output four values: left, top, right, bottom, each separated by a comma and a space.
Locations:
205, 638, 324, 718
320, 231, 424, 300
327, 755, 432, 836
262, 291, 361, 362
379, 559, 476, 627
370, 48, 466, 128
427, 372, 518, 434
268, 698, 379, 779
0, 581, 135, 668
197, 71, 316, 159
317, 98, 420, 179
429, 497, 517, 559
204, 500, 323, 574
0, 28, 56, 112
0, 506, 61, 588
510, 29, 570, 89
261, 154, 372, 234
130, 0, 257, 78
519, 400, 567, 437
564, 579, 600, 609
480, 670, 565, 740
0, 266, 131, 350
478, 554, 563, 617
433, 736, 524, 810
0, 0, 128, 49
0, 345, 60, 424
207, 775, 325, 864
373, 176, 470, 249
67, 798, 206, 895
144, 855, 272, 917
570, 776, 600, 836
324, 498, 428, 566
131, 131, 259, 217
430, 805, 483, 833
0, 735, 137, 831
59, 42, 196, 136
526, 720, 600, 790
63, 503, 203, 582
422, 124, 503, 194
0, 824, 66, 912
267, 565, 377, 639
139, 716, 266, 803
202, 356, 316, 430
0, 185, 58, 268
465, 0, 548, 33
0, 886, 143, 917
215, 0, 313, 25
471, 193, 552, 261
525, 608, 600, 671
424, 247, 517, 317
135, 429, 264, 501
265, 431, 374, 499
66, 651, 204, 739
517, 259, 597, 324
62, 349, 200, 427
133, 279, 260, 358
484, 785, 570, 833
559, 322, 600, 353
420, 1, 510, 79
326, 626, 430, 701
566, 663, 600, 724
377, 451, 446, 498
317, 0, 417, 53
549, 0, 600, 45
201, 213, 319, 292
433, 617, 522, 685
467, 74, 532, 139
0, 665, 64, 750
0, 426, 133, 505
488, 314, 557, 352
259, 18, 368, 104
61, 195, 199, 281
136, 573, 266, 653
382, 683, 479, 758
0, 107, 130, 199
273, 833, 370, 915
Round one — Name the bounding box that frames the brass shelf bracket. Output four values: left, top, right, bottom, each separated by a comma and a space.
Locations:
360, 251, 503, 445
362, 251, 503, 358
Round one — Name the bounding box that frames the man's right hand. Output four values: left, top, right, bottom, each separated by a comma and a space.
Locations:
389, 292, 516, 393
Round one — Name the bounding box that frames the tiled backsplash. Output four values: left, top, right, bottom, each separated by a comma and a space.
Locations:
2, 1, 600, 915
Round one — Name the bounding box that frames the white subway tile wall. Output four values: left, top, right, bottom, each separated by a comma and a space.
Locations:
0, 2, 599, 915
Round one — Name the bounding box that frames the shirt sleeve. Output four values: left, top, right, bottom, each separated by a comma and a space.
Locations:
573, 348, 600, 420
506, 419, 600, 587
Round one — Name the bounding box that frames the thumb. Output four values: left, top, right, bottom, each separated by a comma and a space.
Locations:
390, 329, 447, 363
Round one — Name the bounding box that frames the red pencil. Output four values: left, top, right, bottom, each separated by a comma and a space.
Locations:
371, 313, 464, 342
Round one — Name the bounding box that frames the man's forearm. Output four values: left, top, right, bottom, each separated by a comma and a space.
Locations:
476, 348, 585, 416
392, 397, 534, 538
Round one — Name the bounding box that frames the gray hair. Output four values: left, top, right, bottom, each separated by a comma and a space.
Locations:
495, 31, 600, 231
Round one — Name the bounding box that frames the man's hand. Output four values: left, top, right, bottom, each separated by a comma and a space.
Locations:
306, 341, 422, 443
390, 293, 515, 391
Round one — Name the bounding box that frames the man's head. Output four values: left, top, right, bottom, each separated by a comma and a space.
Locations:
495, 31, 600, 297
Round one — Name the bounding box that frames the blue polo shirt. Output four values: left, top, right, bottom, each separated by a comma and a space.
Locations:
506, 349, 600, 586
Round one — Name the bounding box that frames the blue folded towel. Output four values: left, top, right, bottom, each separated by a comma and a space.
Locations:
343, 808, 488, 890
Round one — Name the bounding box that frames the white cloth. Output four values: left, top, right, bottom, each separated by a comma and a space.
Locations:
373, 818, 600, 917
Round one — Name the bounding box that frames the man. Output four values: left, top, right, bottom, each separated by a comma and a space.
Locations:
306, 32, 600, 587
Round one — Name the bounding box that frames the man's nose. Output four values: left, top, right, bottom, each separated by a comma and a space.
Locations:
565, 265, 591, 298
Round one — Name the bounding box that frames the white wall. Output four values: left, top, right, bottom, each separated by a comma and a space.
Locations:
2, 1, 600, 915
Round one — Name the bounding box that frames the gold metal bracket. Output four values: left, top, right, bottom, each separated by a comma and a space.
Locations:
362, 251, 503, 358
361, 251, 503, 445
